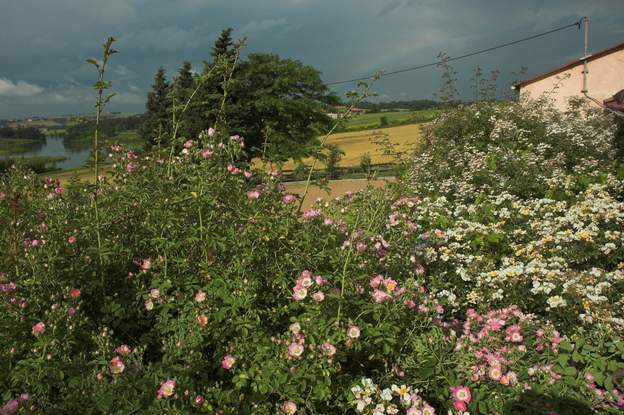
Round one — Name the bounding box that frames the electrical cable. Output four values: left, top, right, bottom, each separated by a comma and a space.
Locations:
325, 19, 582, 86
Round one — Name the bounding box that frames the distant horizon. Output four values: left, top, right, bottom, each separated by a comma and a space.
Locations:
1, 98, 445, 122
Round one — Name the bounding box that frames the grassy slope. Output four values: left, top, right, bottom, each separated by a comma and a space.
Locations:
340, 109, 439, 130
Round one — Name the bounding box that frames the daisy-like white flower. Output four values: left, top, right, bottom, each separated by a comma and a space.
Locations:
380, 388, 393, 401
391, 384, 412, 405
372, 403, 386, 415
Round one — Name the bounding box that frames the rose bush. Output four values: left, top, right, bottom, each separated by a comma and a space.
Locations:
1, 96, 623, 414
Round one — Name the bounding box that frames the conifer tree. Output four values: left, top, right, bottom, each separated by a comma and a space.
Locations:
141, 67, 172, 146
211, 28, 234, 61
176, 61, 194, 89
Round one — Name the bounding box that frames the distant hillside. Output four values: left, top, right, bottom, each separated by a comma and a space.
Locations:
358, 99, 438, 113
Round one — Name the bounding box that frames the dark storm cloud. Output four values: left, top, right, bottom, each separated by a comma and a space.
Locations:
0, 0, 623, 118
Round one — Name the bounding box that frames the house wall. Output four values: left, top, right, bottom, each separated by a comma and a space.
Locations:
519, 49, 624, 112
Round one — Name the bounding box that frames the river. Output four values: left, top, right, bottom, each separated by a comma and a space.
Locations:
0, 136, 91, 170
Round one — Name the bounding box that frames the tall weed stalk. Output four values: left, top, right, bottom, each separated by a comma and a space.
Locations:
86, 37, 117, 278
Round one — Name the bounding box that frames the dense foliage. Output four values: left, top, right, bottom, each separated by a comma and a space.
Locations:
0, 126, 46, 141
63, 115, 145, 143
141, 67, 173, 146
1, 91, 623, 414
0, 156, 66, 174
141, 30, 338, 160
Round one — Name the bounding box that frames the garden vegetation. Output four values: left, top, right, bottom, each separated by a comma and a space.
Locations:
0, 38, 623, 415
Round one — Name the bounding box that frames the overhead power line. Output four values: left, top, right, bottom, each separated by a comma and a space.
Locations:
325, 19, 583, 86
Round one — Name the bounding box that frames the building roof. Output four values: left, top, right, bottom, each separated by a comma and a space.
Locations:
513, 41, 624, 89
605, 89, 624, 111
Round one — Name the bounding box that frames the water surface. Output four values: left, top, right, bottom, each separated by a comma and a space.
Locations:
0, 136, 90, 170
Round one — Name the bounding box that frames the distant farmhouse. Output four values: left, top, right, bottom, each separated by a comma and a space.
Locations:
326, 105, 367, 120
513, 41, 624, 112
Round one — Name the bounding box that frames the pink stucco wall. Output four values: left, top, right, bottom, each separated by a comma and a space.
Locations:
519, 48, 624, 112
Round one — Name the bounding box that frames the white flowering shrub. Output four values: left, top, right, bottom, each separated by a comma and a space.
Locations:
410, 99, 617, 202
406, 99, 624, 335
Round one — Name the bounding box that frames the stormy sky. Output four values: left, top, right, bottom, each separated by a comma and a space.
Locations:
1, 0, 623, 119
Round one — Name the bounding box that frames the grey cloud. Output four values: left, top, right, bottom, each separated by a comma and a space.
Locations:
378, 1, 403, 17
1, 0, 623, 118
117, 25, 216, 53
0, 79, 44, 97
238, 18, 291, 36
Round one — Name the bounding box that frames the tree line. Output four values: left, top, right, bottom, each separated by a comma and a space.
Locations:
0, 125, 46, 141
357, 99, 438, 113
141, 28, 339, 161
63, 115, 146, 142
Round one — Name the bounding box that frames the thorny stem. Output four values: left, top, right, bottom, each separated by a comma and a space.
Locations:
88, 36, 116, 277
215, 44, 243, 133
166, 65, 219, 177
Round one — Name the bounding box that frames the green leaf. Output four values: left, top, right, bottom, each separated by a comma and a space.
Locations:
604, 376, 614, 391
557, 354, 570, 366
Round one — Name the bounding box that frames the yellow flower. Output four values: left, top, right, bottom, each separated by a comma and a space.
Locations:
578, 230, 593, 242
191, 191, 198, 198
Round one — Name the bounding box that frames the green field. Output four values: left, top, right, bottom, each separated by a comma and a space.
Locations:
105, 129, 143, 148
0, 138, 44, 156
340, 109, 440, 131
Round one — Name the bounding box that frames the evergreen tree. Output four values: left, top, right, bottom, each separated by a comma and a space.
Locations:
187, 29, 238, 140
174, 61, 195, 139
176, 61, 194, 89
141, 67, 172, 146
211, 28, 234, 61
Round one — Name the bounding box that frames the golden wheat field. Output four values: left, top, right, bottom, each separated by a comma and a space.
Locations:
275, 123, 423, 169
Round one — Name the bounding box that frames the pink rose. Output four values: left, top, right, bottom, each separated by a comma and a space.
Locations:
116, 344, 131, 355
221, 354, 236, 370
369, 275, 384, 289
292, 286, 307, 301
347, 326, 360, 339
195, 290, 206, 303
157, 379, 176, 399
321, 341, 336, 356
246, 190, 260, 200
312, 291, 325, 302
282, 194, 296, 204
288, 342, 304, 358
372, 289, 391, 303
32, 322, 45, 335
281, 401, 298, 414
140, 258, 152, 271
109, 356, 125, 374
